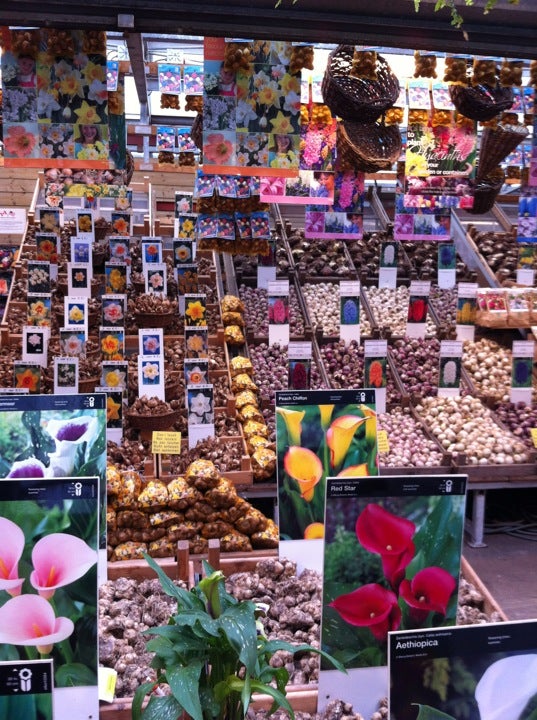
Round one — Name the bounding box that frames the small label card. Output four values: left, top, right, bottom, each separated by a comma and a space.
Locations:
438, 339, 463, 398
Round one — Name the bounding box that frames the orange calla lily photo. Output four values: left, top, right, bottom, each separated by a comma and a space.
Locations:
275, 389, 378, 542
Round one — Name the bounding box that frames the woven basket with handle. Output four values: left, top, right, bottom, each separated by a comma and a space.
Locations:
337, 119, 402, 173
322, 45, 400, 123
465, 167, 505, 215
449, 83, 514, 122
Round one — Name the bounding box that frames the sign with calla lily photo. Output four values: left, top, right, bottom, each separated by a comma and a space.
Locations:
318, 474, 466, 720
0, 658, 54, 720
0, 393, 107, 550
0, 476, 99, 720
389, 619, 537, 720
275, 389, 378, 571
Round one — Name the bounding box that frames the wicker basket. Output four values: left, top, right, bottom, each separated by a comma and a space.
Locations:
191, 113, 203, 150
124, 149, 135, 185
337, 119, 402, 173
477, 122, 528, 181
322, 45, 400, 123
449, 83, 514, 122
133, 310, 175, 328
94, 221, 111, 242
126, 409, 180, 431
465, 168, 505, 215
78, 376, 100, 393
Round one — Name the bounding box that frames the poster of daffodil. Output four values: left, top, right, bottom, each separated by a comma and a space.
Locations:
275, 389, 377, 571
0, 475, 99, 720
317, 475, 466, 720
203, 37, 302, 176
389, 620, 537, 720
1, 28, 109, 168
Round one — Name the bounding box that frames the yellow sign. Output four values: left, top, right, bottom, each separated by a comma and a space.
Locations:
98, 666, 117, 703
530, 428, 537, 448
152, 431, 182, 455
377, 430, 390, 454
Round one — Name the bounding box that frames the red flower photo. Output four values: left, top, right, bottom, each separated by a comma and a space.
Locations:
321, 480, 466, 671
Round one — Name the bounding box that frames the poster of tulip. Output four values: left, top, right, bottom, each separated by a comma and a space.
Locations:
275, 389, 377, 572
318, 474, 466, 720
0, 476, 99, 720
389, 620, 537, 720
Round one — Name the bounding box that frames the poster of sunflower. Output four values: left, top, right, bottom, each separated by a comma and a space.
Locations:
318, 474, 466, 720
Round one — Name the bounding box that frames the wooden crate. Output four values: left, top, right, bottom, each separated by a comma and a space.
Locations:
99, 683, 317, 720
460, 556, 509, 621
100, 550, 505, 720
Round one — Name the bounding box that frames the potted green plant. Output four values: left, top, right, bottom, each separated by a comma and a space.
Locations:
132, 555, 345, 720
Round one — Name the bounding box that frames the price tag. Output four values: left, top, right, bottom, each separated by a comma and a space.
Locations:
531, 429, 537, 448
152, 431, 182, 455
98, 666, 118, 703
377, 430, 390, 454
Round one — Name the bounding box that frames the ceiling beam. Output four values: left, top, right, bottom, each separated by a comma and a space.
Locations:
123, 31, 150, 123
1, 0, 537, 59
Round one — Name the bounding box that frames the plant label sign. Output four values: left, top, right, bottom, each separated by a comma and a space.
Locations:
438, 339, 463, 398
0, 476, 100, 720
511, 340, 534, 406
406, 281, 431, 339
389, 619, 537, 720
275, 388, 377, 574
319, 474, 467, 720
0, 659, 54, 719
340, 280, 361, 346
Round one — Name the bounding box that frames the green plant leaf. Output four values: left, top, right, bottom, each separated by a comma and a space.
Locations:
219, 601, 258, 673
132, 680, 160, 720
135, 553, 345, 720
173, 608, 220, 638
248, 678, 295, 717
136, 693, 183, 720
142, 553, 205, 609
414, 703, 456, 720
166, 661, 205, 720
54, 661, 97, 688
145, 634, 186, 667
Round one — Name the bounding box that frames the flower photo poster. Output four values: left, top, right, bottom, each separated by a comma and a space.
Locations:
318, 474, 467, 720
202, 37, 302, 176
389, 619, 537, 720
0, 658, 54, 720
275, 388, 378, 573
0, 475, 99, 720
1, 28, 109, 168
0, 392, 107, 543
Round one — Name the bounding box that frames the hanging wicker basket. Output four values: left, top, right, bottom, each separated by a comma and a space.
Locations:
124, 149, 135, 185
322, 45, 400, 123
449, 83, 514, 122
337, 119, 402, 173
465, 168, 505, 215
191, 114, 203, 150
477, 121, 528, 181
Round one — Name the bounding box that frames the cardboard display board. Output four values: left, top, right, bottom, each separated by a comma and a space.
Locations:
389, 619, 537, 720
318, 474, 467, 720
0, 476, 99, 720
